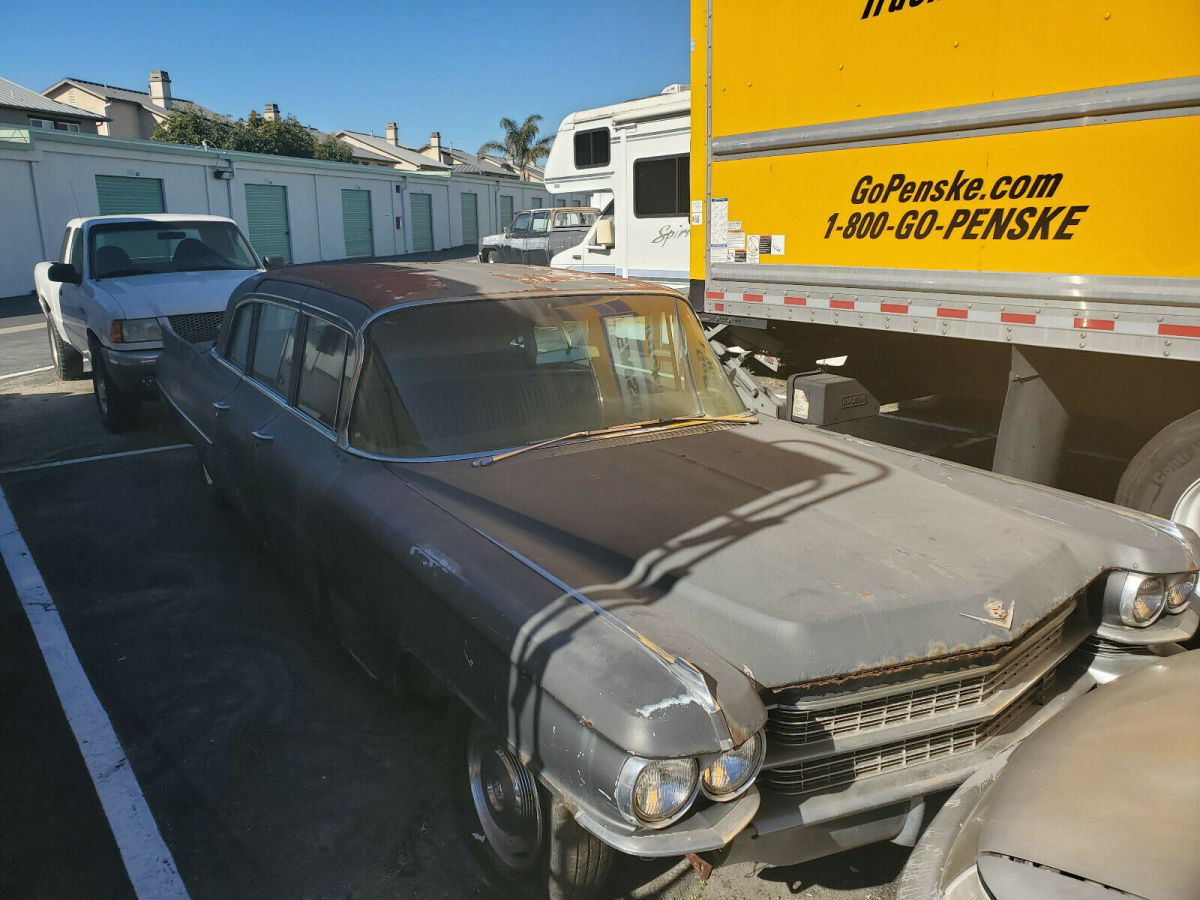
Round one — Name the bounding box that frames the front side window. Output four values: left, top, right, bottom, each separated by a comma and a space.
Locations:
224, 303, 255, 370
348, 293, 743, 458
633, 154, 689, 218
88, 221, 258, 279
573, 128, 610, 168
296, 317, 351, 430
510, 212, 531, 234
249, 304, 298, 396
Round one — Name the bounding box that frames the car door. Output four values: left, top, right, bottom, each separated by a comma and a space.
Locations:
502, 212, 531, 263
219, 299, 300, 526
523, 211, 551, 265
57, 227, 89, 348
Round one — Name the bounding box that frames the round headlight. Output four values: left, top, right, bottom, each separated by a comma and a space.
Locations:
702, 732, 765, 800
1166, 575, 1196, 613
632, 757, 698, 824
1120, 575, 1166, 626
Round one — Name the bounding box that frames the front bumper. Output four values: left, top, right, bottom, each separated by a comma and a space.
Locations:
97, 344, 160, 396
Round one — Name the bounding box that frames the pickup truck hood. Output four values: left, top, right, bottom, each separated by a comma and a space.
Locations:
94, 269, 258, 319
398, 418, 1197, 691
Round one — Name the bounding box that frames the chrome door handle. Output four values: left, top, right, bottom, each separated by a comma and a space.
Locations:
251, 430, 274, 442
212, 401, 230, 413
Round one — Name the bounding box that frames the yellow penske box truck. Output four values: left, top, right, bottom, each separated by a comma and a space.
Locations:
690, 0, 1200, 528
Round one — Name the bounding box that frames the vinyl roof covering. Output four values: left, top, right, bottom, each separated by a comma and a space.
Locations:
0, 75, 109, 120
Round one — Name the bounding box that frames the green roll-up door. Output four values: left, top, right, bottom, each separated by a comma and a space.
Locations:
410, 192, 433, 253
244, 184, 292, 262
460, 192, 478, 247
499, 195, 514, 231
95, 175, 165, 215
341, 189, 373, 258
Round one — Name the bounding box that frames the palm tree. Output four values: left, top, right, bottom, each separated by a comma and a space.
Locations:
478, 115, 553, 182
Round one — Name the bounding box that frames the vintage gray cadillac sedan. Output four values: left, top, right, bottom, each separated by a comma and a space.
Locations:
158, 261, 1199, 899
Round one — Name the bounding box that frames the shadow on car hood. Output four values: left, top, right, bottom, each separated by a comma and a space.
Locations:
393, 418, 1194, 689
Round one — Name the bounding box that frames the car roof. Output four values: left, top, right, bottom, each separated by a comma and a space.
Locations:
259, 261, 676, 321
72, 214, 238, 228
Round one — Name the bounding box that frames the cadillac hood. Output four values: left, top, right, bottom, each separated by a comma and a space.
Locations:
396, 418, 1198, 691
94, 269, 259, 320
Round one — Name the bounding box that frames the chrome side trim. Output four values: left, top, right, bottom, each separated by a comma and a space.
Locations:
711, 77, 1200, 158
159, 387, 211, 446
711, 263, 1200, 307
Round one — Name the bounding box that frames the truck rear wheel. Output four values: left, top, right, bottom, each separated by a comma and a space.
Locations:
91, 353, 140, 433
1115, 410, 1200, 534
46, 318, 84, 380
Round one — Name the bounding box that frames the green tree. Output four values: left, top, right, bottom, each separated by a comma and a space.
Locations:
313, 133, 355, 163
478, 114, 553, 182
151, 106, 235, 148
230, 111, 316, 158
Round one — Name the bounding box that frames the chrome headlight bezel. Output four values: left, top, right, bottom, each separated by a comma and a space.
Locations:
614, 755, 700, 829
1103, 571, 1168, 628
110, 317, 163, 343
701, 732, 766, 802
1165, 572, 1196, 613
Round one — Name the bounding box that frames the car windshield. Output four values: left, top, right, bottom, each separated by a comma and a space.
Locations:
89, 221, 258, 278
349, 293, 745, 458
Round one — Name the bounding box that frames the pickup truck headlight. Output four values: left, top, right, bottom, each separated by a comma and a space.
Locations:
702, 732, 765, 801
110, 318, 162, 343
615, 756, 699, 829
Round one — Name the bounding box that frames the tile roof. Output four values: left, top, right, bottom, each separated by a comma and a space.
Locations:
0, 75, 109, 120
337, 131, 450, 170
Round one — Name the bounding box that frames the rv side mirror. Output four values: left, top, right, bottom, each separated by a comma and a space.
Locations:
263, 255, 285, 270
592, 218, 615, 249
47, 262, 81, 285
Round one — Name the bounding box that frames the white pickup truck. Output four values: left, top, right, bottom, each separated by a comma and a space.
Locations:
34, 214, 273, 431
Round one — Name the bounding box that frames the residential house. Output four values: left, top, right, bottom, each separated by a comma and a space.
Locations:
0, 75, 107, 134
43, 71, 215, 140
336, 124, 452, 172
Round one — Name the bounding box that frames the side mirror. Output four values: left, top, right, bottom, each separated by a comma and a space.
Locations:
47, 262, 81, 285
263, 255, 285, 270
593, 218, 615, 249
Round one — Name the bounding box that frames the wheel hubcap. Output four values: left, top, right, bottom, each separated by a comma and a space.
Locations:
1171, 478, 1200, 535
467, 723, 543, 871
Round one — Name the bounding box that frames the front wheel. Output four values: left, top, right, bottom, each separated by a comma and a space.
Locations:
1116, 410, 1200, 533
451, 706, 612, 900
91, 352, 139, 433
482, 250, 497, 264
46, 317, 84, 380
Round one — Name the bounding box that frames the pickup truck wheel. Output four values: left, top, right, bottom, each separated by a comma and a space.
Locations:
1116, 410, 1200, 534
91, 353, 139, 433
483, 250, 497, 264
46, 318, 84, 380
451, 707, 612, 899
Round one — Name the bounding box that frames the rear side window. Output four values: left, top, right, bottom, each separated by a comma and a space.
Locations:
224, 303, 255, 370
296, 317, 351, 430
574, 128, 610, 168
250, 304, 299, 396
633, 154, 689, 217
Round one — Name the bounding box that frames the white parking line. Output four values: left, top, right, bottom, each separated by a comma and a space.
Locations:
0, 321, 42, 336
0, 365, 54, 381
0, 485, 189, 899
0, 444, 191, 475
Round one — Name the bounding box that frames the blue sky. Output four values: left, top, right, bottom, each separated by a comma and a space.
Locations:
5, 0, 690, 154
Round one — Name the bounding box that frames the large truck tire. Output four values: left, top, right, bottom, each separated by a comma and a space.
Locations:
46, 317, 85, 380
1115, 410, 1200, 534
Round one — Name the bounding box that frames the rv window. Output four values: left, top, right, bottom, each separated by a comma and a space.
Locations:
633, 154, 689, 218
574, 128, 610, 169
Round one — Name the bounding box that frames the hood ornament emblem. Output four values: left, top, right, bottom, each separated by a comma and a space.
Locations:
961, 599, 1014, 631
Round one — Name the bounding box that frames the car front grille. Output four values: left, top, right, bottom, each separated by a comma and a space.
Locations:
758, 604, 1078, 798
769, 618, 1065, 746
760, 692, 1036, 795
168, 312, 224, 344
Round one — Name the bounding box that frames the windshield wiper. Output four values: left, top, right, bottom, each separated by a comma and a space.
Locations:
472, 413, 757, 467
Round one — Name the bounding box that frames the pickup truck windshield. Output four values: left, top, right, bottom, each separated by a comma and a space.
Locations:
89, 221, 258, 278
350, 293, 745, 458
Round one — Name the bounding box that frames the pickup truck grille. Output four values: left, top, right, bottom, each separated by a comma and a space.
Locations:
168, 312, 223, 344
760, 692, 1036, 795
759, 605, 1078, 798
768, 619, 1064, 746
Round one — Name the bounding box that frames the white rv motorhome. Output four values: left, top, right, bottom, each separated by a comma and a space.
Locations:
544, 86, 690, 292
